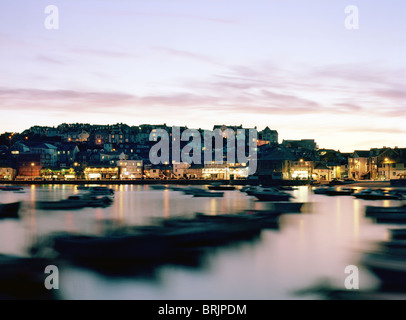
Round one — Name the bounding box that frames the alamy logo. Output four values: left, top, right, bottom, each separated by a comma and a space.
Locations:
44, 265, 59, 290
344, 265, 359, 290
44, 5, 59, 30
344, 5, 359, 30
149, 128, 258, 175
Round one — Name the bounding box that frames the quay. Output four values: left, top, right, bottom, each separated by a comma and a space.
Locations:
0, 179, 393, 188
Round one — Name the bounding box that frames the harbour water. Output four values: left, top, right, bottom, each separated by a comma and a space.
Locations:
0, 184, 403, 300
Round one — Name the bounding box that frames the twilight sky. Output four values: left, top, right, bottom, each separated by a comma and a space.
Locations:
0, 0, 405, 152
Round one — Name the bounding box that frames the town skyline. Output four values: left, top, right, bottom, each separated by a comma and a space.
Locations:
1, 1, 405, 153
1, 121, 404, 154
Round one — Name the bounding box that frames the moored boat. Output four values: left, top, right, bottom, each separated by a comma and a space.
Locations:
181, 187, 205, 195
323, 187, 356, 196
353, 189, 402, 200
192, 190, 224, 197
207, 183, 236, 191
365, 205, 406, 217
0, 185, 24, 192
195, 211, 279, 230
312, 186, 330, 194
266, 201, 305, 213
252, 187, 294, 201
0, 202, 21, 219
389, 228, 406, 240
149, 185, 167, 190
86, 186, 115, 196
371, 213, 406, 224
361, 251, 406, 289
0, 254, 57, 299
36, 194, 112, 210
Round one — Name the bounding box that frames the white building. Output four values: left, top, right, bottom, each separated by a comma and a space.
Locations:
117, 160, 143, 179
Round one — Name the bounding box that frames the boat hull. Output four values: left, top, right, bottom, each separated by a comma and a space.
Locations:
207, 186, 236, 191
253, 193, 292, 201
0, 202, 21, 219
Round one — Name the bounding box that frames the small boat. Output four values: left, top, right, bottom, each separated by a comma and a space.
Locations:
374, 213, 406, 224
76, 185, 90, 190
86, 186, 115, 196
365, 205, 406, 217
328, 179, 345, 186
166, 186, 186, 192
239, 185, 252, 192
163, 215, 262, 244
245, 186, 262, 196
0, 202, 21, 219
389, 228, 406, 240
149, 185, 167, 190
0, 254, 57, 300
36, 194, 112, 210
192, 190, 224, 198
267, 202, 305, 213
323, 187, 355, 196
353, 189, 402, 200
207, 183, 236, 191
313, 186, 354, 196
241, 210, 281, 229
34, 231, 170, 274
194, 212, 275, 232
276, 186, 297, 191
312, 186, 331, 194
296, 281, 406, 300
361, 251, 406, 289
0, 185, 24, 192
181, 187, 204, 195
252, 187, 294, 202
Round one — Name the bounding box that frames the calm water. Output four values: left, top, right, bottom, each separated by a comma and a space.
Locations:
0, 184, 404, 300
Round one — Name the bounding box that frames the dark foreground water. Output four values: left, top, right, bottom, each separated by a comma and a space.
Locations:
0, 184, 404, 300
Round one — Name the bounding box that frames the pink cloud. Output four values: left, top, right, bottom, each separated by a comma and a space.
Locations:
151, 47, 220, 65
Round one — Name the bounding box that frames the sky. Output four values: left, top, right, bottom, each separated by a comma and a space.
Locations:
0, 0, 405, 152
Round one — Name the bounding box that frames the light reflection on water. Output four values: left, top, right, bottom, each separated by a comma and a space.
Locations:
0, 184, 404, 299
